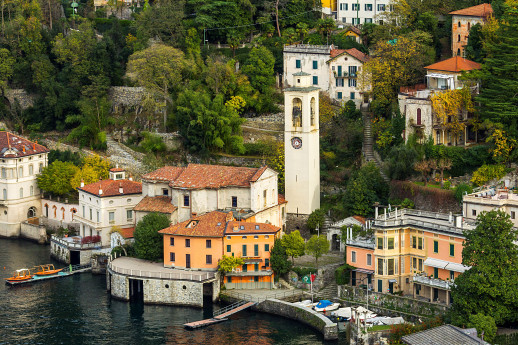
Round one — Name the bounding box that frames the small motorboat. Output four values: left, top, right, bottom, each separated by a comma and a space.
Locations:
313, 300, 340, 312
331, 307, 352, 321
5, 268, 33, 282
33, 264, 63, 276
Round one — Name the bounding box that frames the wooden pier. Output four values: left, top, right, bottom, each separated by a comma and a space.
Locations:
184, 301, 256, 329
5, 264, 91, 286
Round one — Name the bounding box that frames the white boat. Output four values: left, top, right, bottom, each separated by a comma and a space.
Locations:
313, 300, 340, 312
331, 307, 352, 319
293, 300, 313, 307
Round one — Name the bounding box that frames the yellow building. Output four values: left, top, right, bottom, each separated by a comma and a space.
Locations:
321, 0, 337, 13
372, 208, 471, 305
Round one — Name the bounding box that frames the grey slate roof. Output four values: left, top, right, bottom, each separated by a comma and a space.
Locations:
402, 325, 489, 345
293, 71, 311, 76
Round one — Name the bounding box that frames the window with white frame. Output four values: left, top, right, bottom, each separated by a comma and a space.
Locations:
365, 4, 372, 11
127, 209, 133, 221
351, 251, 356, 263
367, 254, 372, 266
109, 211, 115, 223
352, 3, 359, 10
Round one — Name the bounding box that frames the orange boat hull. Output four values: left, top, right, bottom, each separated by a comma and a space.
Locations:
5, 276, 33, 282
34, 268, 63, 276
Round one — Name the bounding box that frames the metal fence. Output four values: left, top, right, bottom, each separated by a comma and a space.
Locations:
222, 289, 305, 303
108, 263, 215, 282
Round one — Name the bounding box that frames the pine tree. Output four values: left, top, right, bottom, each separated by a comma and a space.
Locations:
477, 1, 518, 127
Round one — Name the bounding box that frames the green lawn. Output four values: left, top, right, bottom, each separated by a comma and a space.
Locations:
369, 325, 392, 332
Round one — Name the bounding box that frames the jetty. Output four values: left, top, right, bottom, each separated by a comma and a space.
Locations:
5, 264, 91, 286
184, 300, 256, 329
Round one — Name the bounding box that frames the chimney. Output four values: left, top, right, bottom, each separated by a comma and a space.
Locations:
80, 179, 84, 188
128, 175, 133, 181
22, 146, 25, 153
191, 212, 197, 217
119, 183, 123, 194
99, 182, 103, 195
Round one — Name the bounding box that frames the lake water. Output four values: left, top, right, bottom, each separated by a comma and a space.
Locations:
0, 239, 347, 344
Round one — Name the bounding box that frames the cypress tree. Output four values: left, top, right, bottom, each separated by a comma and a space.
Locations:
477, 1, 518, 127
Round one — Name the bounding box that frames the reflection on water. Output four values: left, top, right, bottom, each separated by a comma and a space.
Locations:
0, 239, 346, 344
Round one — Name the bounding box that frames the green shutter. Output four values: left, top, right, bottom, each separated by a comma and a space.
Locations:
433, 241, 438, 253
227, 245, 231, 252
450, 244, 455, 256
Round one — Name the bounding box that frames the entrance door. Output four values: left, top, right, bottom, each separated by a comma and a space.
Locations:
377, 280, 382, 292
433, 288, 439, 302
186, 254, 191, 268
70, 251, 80, 265
389, 282, 394, 294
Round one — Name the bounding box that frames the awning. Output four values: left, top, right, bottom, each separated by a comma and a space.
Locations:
354, 268, 374, 274
426, 73, 453, 79
424, 258, 449, 269
388, 279, 397, 283
445, 262, 471, 273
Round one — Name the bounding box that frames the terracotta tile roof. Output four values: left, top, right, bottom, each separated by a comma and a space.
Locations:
346, 26, 361, 36
449, 3, 493, 17
134, 196, 177, 214
225, 221, 281, 235
110, 167, 125, 172
250, 166, 269, 182
353, 216, 366, 224
78, 179, 142, 197
0, 132, 49, 158
142, 166, 185, 182
159, 211, 231, 237
169, 164, 268, 190
330, 48, 346, 58
278, 194, 287, 205
117, 227, 135, 239
329, 48, 369, 63
424, 56, 481, 73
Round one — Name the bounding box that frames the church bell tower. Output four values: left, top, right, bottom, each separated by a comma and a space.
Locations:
284, 72, 320, 215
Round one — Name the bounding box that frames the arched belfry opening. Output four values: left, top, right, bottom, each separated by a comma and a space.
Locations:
310, 97, 316, 126
292, 98, 302, 127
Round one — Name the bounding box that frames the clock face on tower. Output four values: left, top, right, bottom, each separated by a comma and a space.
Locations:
291, 137, 302, 149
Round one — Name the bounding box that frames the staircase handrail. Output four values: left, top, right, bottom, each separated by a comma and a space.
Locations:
213, 300, 248, 317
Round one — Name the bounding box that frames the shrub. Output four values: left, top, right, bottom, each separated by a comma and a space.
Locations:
140, 132, 166, 153
471, 164, 506, 186
454, 183, 473, 203
335, 264, 355, 285
400, 198, 415, 209
291, 267, 314, 278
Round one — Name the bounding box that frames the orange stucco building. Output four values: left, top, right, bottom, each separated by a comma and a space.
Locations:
450, 3, 493, 57
159, 210, 281, 289
223, 221, 281, 289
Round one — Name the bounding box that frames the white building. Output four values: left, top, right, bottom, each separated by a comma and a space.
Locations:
0, 132, 49, 237
335, 0, 390, 25
463, 188, 518, 228
76, 168, 143, 246
284, 72, 320, 216
137, 164, 287, 229
283, 44, 369, 106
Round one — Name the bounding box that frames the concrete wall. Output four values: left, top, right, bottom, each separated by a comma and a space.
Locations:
253, 299, 338, 341
108, 269, 220, 307
50, 240, 94, 265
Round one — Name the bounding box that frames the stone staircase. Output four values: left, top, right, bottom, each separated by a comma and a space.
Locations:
316, 281, 339, 301
362, 110, 390, 183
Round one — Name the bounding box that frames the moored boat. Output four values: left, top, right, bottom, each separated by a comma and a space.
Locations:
313, 300, 340, 312
33, 264, 63, 276
5, 268, 33, 282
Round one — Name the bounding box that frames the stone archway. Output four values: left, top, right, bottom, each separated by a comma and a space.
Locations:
27, 206, 37, 219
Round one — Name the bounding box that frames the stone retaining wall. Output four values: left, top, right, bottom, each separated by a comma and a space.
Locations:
4, 89, 35, 110
20, 221, 47, 244
108, 268, 220, 307
253, 299, 338, 340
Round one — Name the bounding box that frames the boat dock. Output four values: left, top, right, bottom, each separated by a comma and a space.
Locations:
184, 301, 256, 329
5, 264, 91, 286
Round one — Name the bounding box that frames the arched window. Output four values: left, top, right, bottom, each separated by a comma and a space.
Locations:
61, 207, 65, 220
27, 207, 36, 219
30, 185, 34, 196
39, 163, 43, 172
458, 21, 461, 28
292, 98, 302, 127
19, 188, 23, 198
310, 97, 316, 126
458, 34, 461, 42
53, 205, 57, 218
29, 165, 33, 175
416, 108, 422, 125
45, 204, 49, 217
457, 48, 461, 56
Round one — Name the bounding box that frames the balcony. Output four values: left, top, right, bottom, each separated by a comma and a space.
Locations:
227, 267, 273, 277
413, 274, 454, 290
51, 235, 102, 250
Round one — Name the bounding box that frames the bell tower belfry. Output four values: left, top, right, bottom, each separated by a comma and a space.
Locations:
284, 72, 320, 215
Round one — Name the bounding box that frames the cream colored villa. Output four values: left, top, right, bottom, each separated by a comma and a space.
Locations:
0, 132, 49, 237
